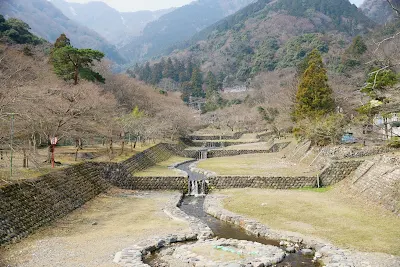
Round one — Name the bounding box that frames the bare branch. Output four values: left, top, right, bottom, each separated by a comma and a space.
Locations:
387, 0, 400, 17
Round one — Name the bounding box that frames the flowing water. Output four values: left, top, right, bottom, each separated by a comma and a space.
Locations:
144, 161, 320, 266
180, 196, 319, 267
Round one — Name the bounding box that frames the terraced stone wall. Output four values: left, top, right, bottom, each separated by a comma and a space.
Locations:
0, 163, 111, 246
110, 176, 188, 193
320, 160, 363, 186
189, 131, 248, 141
0, 143, 192, 246
208, 149, 270, 158
208, 176, 317, 189
348, 157, 400, 215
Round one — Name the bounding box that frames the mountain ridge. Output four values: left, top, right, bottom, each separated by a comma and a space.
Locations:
0, 0, 126, 64
119, 0, 257, 64
49, 0, 175, 46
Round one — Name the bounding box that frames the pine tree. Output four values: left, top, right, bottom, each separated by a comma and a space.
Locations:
51, 34, 105, 85
295, 49, 334, 119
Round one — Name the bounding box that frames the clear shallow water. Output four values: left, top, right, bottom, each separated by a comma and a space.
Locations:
145, 161, 320, 266
180, 196, 319, 267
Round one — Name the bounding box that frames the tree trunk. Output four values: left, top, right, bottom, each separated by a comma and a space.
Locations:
47, 145, 52, 164
120, 140, 125, 155
109, 138, 113, 160
23, 148, 26, 168
74, 66, 79, 85
384, 118, 389, 140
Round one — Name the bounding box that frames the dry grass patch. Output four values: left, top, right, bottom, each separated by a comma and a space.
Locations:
197, 153, 317, 176
219, 188, 400, 255
134, 156, 193, 177
218, 142, 271, 151
0, 189, 189, 267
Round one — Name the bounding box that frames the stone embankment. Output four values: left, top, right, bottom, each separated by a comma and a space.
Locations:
204, 194, 400, 267
345, 154, 400, 215
189, 131, 248, 141
319, 160, 363, 186
208, 176, 317, 189
321, 145, 395, 160
0, 144, 192, 246
0, 163, 111, 245
115, 193, 213, 267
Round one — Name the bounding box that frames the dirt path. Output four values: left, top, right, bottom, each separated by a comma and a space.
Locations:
0, 189, 189, 267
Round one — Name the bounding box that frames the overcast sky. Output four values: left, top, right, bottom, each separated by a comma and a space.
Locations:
66, 0, 365, 12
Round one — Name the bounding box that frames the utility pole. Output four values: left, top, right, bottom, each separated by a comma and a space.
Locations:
6, 113, 18, 178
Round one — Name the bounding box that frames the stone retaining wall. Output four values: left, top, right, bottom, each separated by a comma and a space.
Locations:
123, 143, 187, 174
347, 156, 400, 215
321, 145, 396, 160
0, 163, 111, 245
0, 143, 192, 246
111, 176, 189, 193
191, 140, 259, 148
320, 160, 363, 186
207, 149, 270, 158
189, 131, 247, 141
208, 176, 317, 189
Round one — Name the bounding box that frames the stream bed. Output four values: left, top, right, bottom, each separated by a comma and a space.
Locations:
144, 160, 320, 266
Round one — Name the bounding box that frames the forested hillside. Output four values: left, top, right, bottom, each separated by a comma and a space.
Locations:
0, 20, 197, 153
361, 0, 399, 24
0, 0, 126, 64
119, 0, 256, 63
131, 0, 376, 107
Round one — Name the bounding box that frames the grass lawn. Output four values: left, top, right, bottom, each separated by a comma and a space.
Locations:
219, 188, 400, 255
134, 156, 193, 177
218, 142, 271, 151
197, 153, 317, 176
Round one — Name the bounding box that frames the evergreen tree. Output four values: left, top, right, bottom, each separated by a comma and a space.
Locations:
151, 63, 163, 84
206, 71, 218, 98
142, 62, 152, 83
190, 68, 204, 97
163, 57, 175, 79
217, 72, 225, 90
54, 33, 71, 49
205, 71, 223, 111
51, 34, 105, 85
181, 81, 193, 103
294, 49, 334, 119
0, 15, 7, 31
348, 36, 367, 56
186, 59, 194, 80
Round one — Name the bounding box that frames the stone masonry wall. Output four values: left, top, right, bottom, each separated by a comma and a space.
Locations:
0, 144, 192, 246
319, 160, 363, 186
189, 131, 247, 141
207, 149, 270, 158
109, 176, 188, 193
0, 163, 111, 246
347, 157, 400, 215
208, 176, 317, 189
321, 146, 395, 160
